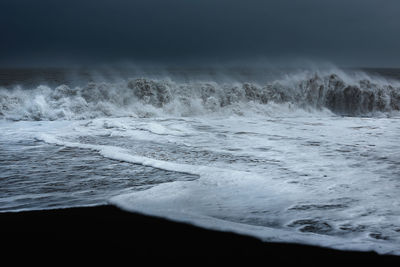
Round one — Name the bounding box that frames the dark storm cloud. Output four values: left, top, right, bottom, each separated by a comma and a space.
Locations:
1, 0, 400, 67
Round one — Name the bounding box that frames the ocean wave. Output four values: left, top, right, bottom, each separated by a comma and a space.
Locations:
1, 69, 399, 120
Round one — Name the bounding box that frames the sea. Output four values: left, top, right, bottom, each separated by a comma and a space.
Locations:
1, 66, 400, 255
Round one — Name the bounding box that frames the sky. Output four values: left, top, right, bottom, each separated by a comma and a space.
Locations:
1, 0, 400, 67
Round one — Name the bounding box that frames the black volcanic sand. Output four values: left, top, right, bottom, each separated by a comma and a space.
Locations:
1, 205, 398, 264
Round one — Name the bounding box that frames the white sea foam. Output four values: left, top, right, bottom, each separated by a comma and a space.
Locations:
19, 112, 398, 255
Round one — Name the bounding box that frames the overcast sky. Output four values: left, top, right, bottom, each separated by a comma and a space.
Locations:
1, 0, 399, 67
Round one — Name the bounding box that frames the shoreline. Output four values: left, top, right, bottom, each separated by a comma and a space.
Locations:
1, 205, 398, 264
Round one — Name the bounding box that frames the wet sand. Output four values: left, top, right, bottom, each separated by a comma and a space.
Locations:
1, 205, 398, 264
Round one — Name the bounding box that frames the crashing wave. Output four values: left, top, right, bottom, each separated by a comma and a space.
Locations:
0, 70, 399, 120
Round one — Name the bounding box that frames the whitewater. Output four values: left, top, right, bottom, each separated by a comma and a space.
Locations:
1, 67, 400, 255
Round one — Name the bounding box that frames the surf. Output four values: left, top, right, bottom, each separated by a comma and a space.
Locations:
1, 68, 399, 121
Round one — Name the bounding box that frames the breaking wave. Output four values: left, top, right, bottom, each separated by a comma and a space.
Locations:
1, 69, 400, 120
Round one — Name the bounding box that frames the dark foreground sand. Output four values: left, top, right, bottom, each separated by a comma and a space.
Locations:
1, 205, 398, 264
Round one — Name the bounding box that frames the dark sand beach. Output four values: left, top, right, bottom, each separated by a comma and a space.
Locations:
1, 205, 398, 264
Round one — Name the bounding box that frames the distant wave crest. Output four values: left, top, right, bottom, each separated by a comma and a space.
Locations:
1, 70, 400, 120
